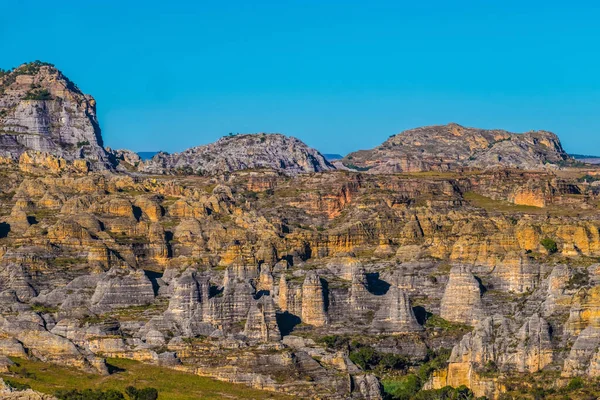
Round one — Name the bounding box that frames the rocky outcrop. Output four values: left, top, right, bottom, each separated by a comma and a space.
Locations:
0, 62, 110, 169
0, 378, 57, 399
140, 133, 334, 175
440, 266, 484, 326
342, 123, 569, 173
243, 295, 281, 343
352, 374, 383, 400
370, 284, 422, 334
562, 326, 600, 377
432, 314, 552, 398
90, 267, 155, 312
301, 272, 328, 327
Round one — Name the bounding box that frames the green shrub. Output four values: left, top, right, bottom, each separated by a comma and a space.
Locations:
349, 346, 379, 370
413, 385, 477, 400
379, 353, 409, 371
416, 348, 452, 383
23, 88, 52, 100
55, 388, 125, 400
318, 335, 349, 350
577, 174, 600, 183
4, 379, 31, 391
348, 344, 410, 372
31, 303, 59, 314
565, 376, 584, 391
540, 238, 558, 254
342, 163, 372, 172
383, 374, 421, 400
125, 386, 159, 400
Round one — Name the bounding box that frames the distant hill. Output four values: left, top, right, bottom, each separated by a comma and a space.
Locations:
323, 153, 343, 161
342, 123, 570, 173
570, 154, 600, 164
139, 133, 335, 175
137, 151, 159, 161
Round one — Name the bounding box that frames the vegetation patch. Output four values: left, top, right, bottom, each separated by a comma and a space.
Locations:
463, 192, 543, 214
342, 163, 372, 172
23, 89, 53, 101
540, 238, 558, 254
424, 314, 472, 334
2, 357, 291, 400
382, 349, 454, 399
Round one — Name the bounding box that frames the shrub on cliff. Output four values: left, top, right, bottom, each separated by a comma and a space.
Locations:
349, 346, 379, 370
319, 335, 349, 349
412, 385, 478, 399
540, 238, 558, 254
23, 88, 52, 100
349, 344, 409, 372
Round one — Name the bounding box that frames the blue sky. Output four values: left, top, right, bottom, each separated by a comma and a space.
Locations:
2, 1, 600, 155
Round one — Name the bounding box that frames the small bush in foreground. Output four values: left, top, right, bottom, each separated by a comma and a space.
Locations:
126, 386, 159, 400
55, 388, 125, 400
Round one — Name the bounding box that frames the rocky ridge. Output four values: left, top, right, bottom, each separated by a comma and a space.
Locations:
342, 123, 570, 173
140, 133, 335, 176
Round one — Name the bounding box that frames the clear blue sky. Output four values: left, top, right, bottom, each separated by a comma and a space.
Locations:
2, 1, 600, 155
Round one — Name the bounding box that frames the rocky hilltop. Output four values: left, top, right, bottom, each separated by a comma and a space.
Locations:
140, 133, 334, 175
342, 123, 570, 173
0, 62, 111, 170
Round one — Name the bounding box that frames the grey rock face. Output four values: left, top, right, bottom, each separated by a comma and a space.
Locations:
108, 148, 142, 170
243, 295, 281, 343
164, 268, 210, 336
449, 314, 553, 373
301, 271, 328, 327
440, 266, 484, 326
140, 133, 335, 175
0, 313, 107, 374
342, 123, 569, 173
562, 326, 600, 377
0, 378, 57, 399
90, 267, 155, 312
0, 62, 111, 169
370, 285, 422, 334
353, 374, 383, 400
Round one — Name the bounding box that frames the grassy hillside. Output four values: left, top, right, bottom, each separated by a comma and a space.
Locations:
1, 357, 294, 400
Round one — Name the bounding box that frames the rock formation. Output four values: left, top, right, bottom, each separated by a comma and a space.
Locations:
342, 123, 569, 173
140, 133, 334, 175
243, 295, 281, 342
440, 266, 484, 326
0, 62, 110, 169
370, 283, 422, 334
301, 272, 328, 327
0, 378, 57, 399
